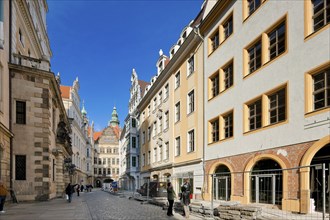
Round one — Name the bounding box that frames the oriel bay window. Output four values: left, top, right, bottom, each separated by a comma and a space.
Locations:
244, 17, 287, 77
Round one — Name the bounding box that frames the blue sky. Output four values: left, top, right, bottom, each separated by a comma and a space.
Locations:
47, 0, 204, 131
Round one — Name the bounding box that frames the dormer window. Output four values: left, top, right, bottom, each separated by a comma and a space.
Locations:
182, 31, 187, 39
158, 61, 163, 74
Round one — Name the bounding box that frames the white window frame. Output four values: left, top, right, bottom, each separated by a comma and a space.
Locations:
187, 55, 195, 76
175, 102, 180, 122
175, 136, 181, 156
175, 71, 180, 89
187, 129, 195, 153
187, 90, 195, 114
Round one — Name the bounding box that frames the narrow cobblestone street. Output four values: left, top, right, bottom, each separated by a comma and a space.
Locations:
0, 189, 189, 220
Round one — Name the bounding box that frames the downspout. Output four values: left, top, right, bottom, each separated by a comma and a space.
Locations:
193, 26, 205, 200
9, 0, 13, 189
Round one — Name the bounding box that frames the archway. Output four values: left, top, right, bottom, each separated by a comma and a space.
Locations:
95, 179, 102, 188
310, 143, 330, 212
250, 159, 283, 205
213, 165, 231, 201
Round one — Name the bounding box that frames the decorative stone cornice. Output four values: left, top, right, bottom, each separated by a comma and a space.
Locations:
0, 122, 14, 138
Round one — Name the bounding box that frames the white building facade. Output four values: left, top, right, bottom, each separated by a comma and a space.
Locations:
201, 0, 330, 213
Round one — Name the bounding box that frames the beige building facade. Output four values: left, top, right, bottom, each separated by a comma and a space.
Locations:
9, 0, 72, 201
137, 7, 206, 199
0, 0, 13, 187
201, 0, 329, 214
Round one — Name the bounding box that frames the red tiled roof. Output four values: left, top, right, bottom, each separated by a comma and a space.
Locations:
93, 131, 102, 141
138, 80, 150, 97
60, 86, 71, 99
111, 125, 121, 139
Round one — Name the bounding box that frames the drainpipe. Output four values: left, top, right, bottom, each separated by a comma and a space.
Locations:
9, 0, 13, 189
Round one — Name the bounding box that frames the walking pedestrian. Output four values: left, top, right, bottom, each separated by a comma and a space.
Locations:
76, 184, 80, 196
80, 184, 84, 193
181, 178, 191, 219
65, 183, 77, 203
0, 180, 8, 213
167, 182, 176, 216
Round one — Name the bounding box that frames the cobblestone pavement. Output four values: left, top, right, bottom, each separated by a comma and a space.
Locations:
0, 189, 195, 220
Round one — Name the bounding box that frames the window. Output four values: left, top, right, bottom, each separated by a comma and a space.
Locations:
223, 15, 233, 40
165, 111, 169, 130
188, 55, 195, 76
132, 136, 137, 148
108, 158, 111, 165
132, 156, 136, 167
99, 168, 102, 175
244, 17, 287, 77
15, 155, 26, 180
248, 0, 261, 15
148, 151, 151, 165
175, 102, 180, 122
223, 112, 233, 139
268, 21, 286, 61
103, 158, 106, 165
175, 71, 180, 89
16, 101, 26, 124
210, 118, 219, 143
165, 142, 169, 160
148, 105, 150, 116
188, 90, 195, 114
248, 99, 262, 131
175, 137, 181, 156
107, 168, 111, 174
153, 121, 157, 137
210, 30, 220, 53
164, 84, 169, 99
159, 117, 162, 133
147, 126, 151, 141
313, 68, 329, 110
209, 72, 219, 99
188, 130, 195, 152
103, 168, 106, 175
94, 168, 97, 174
142, 131, 146, 144
269, 88, 286, 124
312, 0, 330, 32
142, 153, 146, 166
159, 145, 163, 161
132, 118, 136, 128
153, 97, 157, 111
223, 62, 234, 90
112, 158, 115, 165
247, 40, 262, 75
159, 92, 163, 105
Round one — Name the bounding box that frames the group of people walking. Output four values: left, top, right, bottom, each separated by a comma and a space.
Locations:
65, 183, 93, 203
167, 178, 191, 219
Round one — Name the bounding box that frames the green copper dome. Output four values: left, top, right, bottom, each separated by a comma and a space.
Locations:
81, 101, 87, 115
109, 106, 119, 126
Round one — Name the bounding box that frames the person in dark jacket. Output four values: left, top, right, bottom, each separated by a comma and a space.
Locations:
65, 183, 77, 203
181, 178, 191, 219
167, 182, 176, 216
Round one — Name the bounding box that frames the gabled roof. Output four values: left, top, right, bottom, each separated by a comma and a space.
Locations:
111, 125, 121, 139
138, 80, 150, 97
60, 86, 71, 99
93, 131, 103, 141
